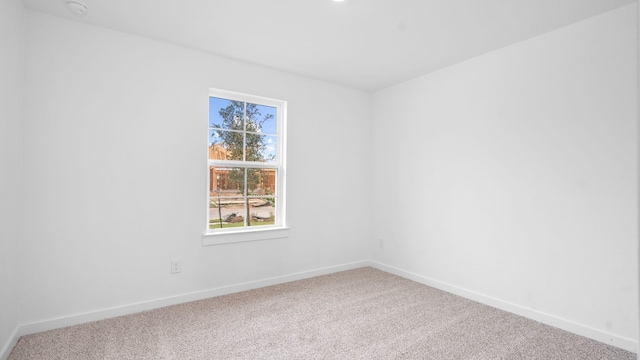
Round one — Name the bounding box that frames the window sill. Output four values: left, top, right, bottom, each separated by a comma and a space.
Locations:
202, 227, 290, 246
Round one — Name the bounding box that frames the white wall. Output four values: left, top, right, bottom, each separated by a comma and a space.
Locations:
372, 4, 638, 351
0, 0, 24, 357
19, 11, 371, 325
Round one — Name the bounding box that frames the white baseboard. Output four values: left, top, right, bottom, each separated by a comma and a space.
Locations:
0, 326, 20, 360
15, 261, 370, 342
369, 261, 639, 354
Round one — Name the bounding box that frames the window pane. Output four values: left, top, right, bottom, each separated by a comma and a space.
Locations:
209, 197, 246, 229
210, 167, 244, 194
246, 168, 276, 195
245, 133, 276, 163
210, 130, 243, 161
248, 197, 275, 227
254, 103, 277, 135
209, 97, 244, 130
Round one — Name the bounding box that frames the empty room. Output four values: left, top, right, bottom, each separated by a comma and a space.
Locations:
1, 0, 638, 359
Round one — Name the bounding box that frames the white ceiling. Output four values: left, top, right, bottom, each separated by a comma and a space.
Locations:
22, 0, 635, 91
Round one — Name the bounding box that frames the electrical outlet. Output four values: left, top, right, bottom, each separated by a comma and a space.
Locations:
378, 239, 384, 249
171, 258, 182, 274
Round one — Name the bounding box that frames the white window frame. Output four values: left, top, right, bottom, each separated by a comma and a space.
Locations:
203, 88, 288, 246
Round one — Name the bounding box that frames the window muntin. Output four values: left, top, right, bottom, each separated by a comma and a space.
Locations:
207, 90, 285, 234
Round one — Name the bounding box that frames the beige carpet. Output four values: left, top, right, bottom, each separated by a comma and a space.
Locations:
9, 267, 636, 359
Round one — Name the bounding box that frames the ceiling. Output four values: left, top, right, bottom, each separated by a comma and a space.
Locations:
22, 0, 635, 92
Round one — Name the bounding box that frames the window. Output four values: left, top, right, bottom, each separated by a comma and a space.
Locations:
205, 89, 287, 242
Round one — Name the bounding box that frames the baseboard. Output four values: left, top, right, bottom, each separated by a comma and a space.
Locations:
369, 261, 639, 354
0, 326, 20, 360
18, 260, 370, 338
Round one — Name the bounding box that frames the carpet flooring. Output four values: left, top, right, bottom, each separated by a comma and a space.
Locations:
8, 267, 636, 359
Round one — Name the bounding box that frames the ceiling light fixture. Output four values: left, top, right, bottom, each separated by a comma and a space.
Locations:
66, 0, 88, 16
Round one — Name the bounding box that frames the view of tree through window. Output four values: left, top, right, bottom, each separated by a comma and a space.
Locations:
208, 92, 283, 232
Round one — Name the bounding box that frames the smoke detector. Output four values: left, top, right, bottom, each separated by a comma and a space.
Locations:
66, 0, 88, 16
